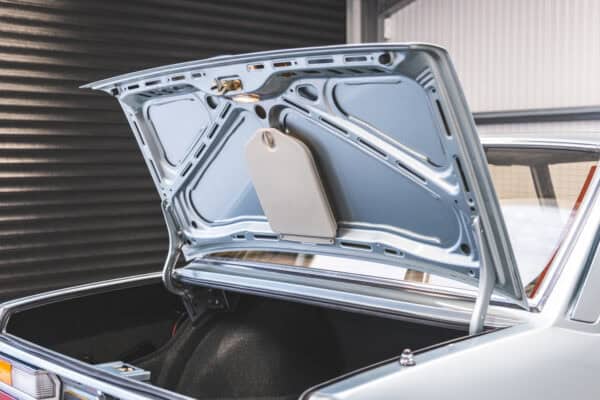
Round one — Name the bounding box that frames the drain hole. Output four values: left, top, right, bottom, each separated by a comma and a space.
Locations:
297, 84, 319, 101
191, 221, 198, 229
255, 105, 267, 119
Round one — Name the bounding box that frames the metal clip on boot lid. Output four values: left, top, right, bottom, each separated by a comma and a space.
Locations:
84, 44, 528, 328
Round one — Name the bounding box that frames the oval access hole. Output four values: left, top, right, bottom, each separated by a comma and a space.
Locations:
384, 248, 404, 257
297, 84, 319, 102
273, 60, 292, 68
340, 241, 372, 251
345, 55, 368, 63
307, 57, 334, 65
255, 105, 267, 119
206, 96, 219, 109
254, 234, 278, 241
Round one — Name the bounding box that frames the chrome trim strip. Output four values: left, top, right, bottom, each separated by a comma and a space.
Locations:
480, 136, 600, 151
176, 262, 528, 329
200, 256, 515, 306
474, 106, 600, 124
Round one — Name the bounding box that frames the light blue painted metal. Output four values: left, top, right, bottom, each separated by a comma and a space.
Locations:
84, 44, 526, 307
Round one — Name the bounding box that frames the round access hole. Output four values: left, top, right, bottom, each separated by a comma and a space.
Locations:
378, 52, 392, 65
460, 243, 471, 255
255, 105, 267, 119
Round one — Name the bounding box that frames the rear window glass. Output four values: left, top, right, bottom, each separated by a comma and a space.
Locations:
207, 147, 598, 299
486, 147, 597, 296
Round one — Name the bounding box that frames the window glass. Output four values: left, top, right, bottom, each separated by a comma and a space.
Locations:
208, 147, 598, 299
486, 148, 597, 296
550, 161, 597, 209
488, 165, 537, 201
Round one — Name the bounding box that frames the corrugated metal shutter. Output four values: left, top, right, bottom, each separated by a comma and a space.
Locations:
385, 0, 600, 112
0, 0, 346, 300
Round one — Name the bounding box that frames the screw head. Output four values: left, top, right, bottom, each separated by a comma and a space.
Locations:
400, 348, 416, 367
262, 131, 276, 149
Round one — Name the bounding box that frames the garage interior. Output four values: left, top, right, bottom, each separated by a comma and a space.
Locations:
0, 0, 598, 300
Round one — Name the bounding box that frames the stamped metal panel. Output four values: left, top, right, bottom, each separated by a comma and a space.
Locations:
85, 44, 526, 305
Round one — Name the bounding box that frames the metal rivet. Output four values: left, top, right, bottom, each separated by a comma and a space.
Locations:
399, 348, 416, 366
262, 131, 276, 149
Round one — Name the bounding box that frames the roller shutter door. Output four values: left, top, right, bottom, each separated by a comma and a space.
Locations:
0, 0, 346, 300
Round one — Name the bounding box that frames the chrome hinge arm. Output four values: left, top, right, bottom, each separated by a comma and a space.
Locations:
161, 201, 218, 322
161, 201, 186, 297
469, 217, 497, 335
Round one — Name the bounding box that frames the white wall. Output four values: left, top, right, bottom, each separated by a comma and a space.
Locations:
385, 0, 600, 112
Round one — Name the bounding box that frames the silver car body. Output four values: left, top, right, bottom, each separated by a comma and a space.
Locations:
0, 44, 599, 399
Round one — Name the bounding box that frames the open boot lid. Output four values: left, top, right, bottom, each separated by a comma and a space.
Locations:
84, 44, 528, 327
